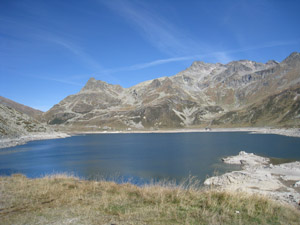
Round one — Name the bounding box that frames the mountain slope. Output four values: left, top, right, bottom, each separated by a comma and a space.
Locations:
0, 96, 43, 120
44, 52, 300, 130
0, 103, 50, 138
212, 85, 300, 127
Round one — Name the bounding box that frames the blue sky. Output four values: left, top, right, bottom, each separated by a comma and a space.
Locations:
1, 0, 300, 111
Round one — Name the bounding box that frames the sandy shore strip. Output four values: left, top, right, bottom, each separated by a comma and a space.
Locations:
0, 132, 70, 149
204, 151, 300, 208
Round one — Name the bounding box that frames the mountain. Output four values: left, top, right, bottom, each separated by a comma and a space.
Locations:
43, 52, 300, 130
212, 86, 300, 127
0, 103, 50, 138
0, 96, 43, 120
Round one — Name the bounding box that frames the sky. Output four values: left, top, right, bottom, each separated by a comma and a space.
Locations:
1, 0, 300, 111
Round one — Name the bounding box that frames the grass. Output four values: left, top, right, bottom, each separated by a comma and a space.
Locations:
269, 157, 298, 165
1, 173, 300, 225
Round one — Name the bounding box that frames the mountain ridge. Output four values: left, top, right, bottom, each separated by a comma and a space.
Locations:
42, 52, 300, 130
0, 96, 43, 120
0, 103, 50, 138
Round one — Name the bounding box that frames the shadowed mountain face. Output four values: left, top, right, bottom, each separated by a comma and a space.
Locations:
43, 52, 300, 130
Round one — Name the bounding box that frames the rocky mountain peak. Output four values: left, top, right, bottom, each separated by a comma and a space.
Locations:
191, 61, 206, 67
80, 77, 100, 92
80, 78, 123, 93
266, 60, 279, 67
225, 61, 253, 73
282, 52, 300, 65
189, 61, 216, 71
44, 52, 300, 129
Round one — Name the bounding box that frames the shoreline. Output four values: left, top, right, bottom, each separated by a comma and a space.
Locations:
73, 127, 300, 137
1, 127, 299, 149
204, 151, 300, 208
0, 132, 70, 149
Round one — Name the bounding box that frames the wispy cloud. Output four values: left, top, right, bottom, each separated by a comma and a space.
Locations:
20, 72, 84, 86
100, 0, 205, 57
210, 39, 300, 62
35, 76, 83, 86
44, 36, 104, 71
99, 0, 300, 66
0, 13, 119, 84
42, 36, 123, 84
103, 38, 300, 74
105, 56, 194, 73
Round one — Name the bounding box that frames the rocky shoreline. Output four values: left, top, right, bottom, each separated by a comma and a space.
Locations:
250, 128, 300, 138
0, 132, 70, 149
1, 127, 299, 150
74, 127, 300, 137
204, 151, 300, 208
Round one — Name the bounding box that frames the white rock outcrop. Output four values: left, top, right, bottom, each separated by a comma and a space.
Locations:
205, 151, 300, 207
221, 151, 270, 166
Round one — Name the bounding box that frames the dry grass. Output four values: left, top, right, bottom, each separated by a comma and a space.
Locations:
1, 174, 300, 225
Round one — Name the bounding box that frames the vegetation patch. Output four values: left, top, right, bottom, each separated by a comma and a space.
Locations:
1, 174, 299, 224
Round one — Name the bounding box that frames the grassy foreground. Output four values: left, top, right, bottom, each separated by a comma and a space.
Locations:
0, 174, 300, 225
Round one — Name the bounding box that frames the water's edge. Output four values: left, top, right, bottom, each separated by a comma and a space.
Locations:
1, 127, 299, 150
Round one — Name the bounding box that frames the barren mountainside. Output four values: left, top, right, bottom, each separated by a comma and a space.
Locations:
0, 103, 50, 138
0, 96, 43, 120
43, 52, 300, 130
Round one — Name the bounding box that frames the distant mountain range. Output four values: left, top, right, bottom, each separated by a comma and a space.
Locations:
1, 52, 300, 136
42, 52, 300, 130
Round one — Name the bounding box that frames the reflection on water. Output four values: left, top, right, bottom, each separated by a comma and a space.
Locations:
0, 132, 300, 184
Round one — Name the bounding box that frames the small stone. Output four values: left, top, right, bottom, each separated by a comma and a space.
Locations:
294, 181, 300, 187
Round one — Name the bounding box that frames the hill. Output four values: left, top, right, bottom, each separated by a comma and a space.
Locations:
0, 96, 43, 120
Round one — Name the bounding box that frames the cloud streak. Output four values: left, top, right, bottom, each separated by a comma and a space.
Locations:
100, 0, 300, 67
100, 0, 205, 57
28, 74, 84, 86
43, 36, 123, 84
0, 13, 119, 85
42, 35, 104, 72
104, 56, 194, 73
104, 38, 300, 74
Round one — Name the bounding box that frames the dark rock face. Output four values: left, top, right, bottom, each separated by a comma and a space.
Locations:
44, 52, 300, 130
48, 113, 76, 125
72, 103, 93, 114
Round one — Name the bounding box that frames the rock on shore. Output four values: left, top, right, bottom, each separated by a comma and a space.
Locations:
204, 151, 300, 207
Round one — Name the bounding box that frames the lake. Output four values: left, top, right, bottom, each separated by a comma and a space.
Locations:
1, 132, 300, 185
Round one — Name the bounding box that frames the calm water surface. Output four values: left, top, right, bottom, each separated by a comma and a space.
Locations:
1, 132, 300, 184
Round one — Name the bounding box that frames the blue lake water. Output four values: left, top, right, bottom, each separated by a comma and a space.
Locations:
1, 132, 300, 184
